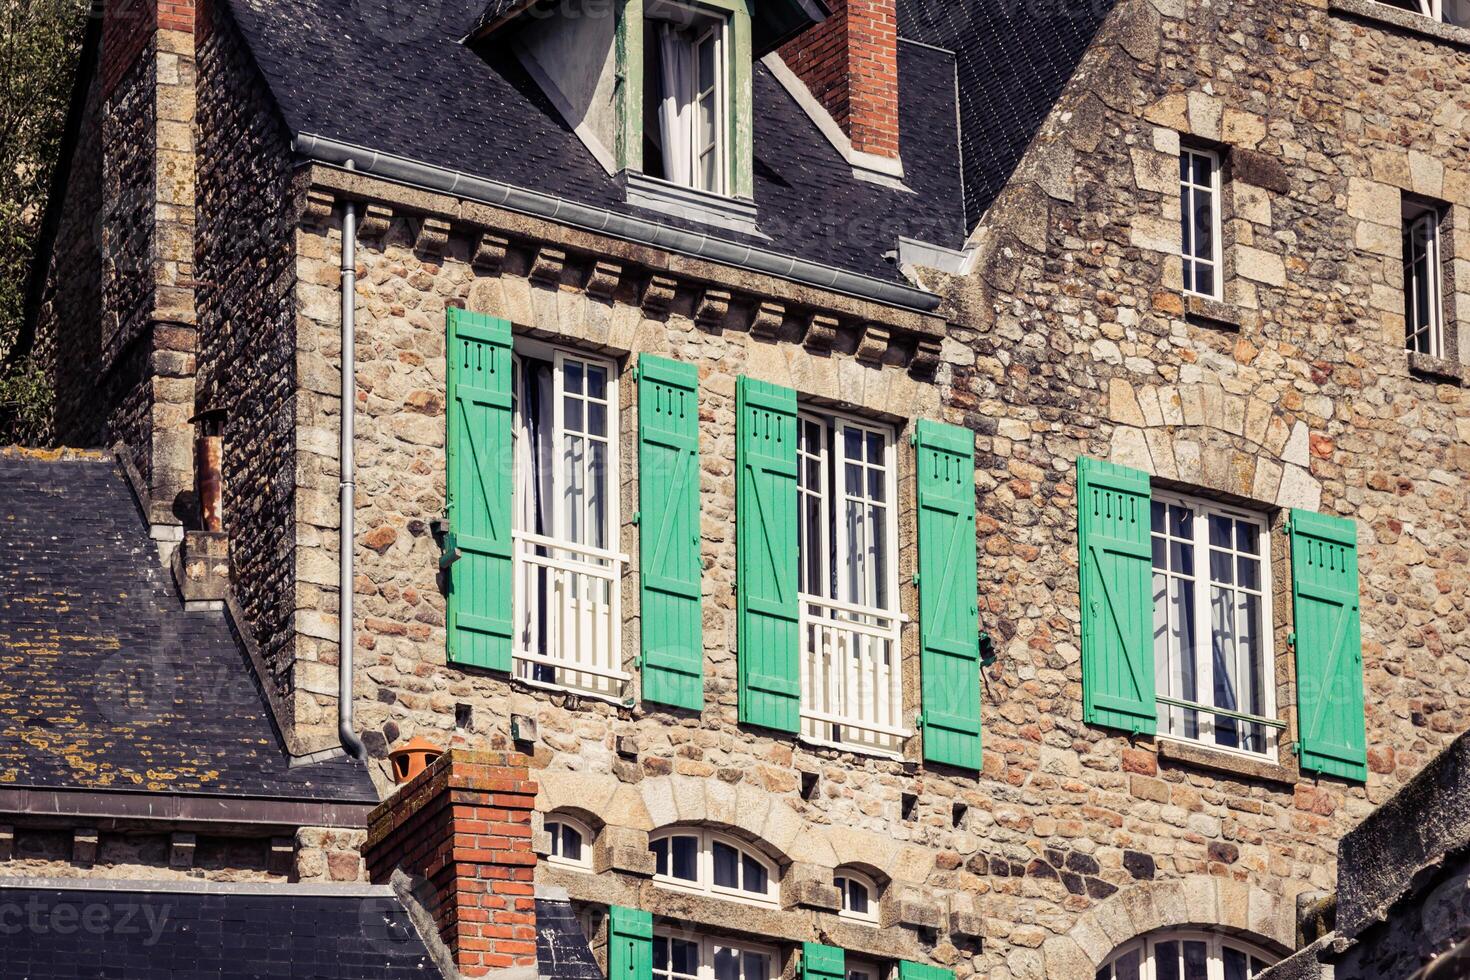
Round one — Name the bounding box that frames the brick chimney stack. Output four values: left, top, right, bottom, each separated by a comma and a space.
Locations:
779, 0, 901, 163
364, 751, 540, 978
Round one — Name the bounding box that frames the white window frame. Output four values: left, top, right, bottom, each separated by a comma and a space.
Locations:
545, 814, 594, 871
1098, 930, 1276, 980
1375, 0, 1469, 25
511, 339, 629, 702
1403, 201, 1445, 359
796, 408, 909, 758
653, 930, 778, 980
846, 958, 887, 980
1151, 489, 1279, 762
834, 869, 880, 923
1180, 146, 1224, 301
647, 2, 731, 196
649, 828, 779, 907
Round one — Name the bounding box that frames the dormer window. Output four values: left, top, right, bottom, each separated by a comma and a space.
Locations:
644, 3, 730, 194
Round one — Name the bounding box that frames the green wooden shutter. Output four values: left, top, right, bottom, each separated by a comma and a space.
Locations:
445, 308, 515, 670
609, 906, 652, 980
735, 376, 800, 732
1289, 510, 1367, 782
802, 944, 844, 980
898, 962, 954, 980
1077, 456, 1156, 734
915, 420, 982, 769
638, 354, 704, 710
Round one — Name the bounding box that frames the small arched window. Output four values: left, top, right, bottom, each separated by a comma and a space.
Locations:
834, 869, 879, 923
649, 828, 777, 905
545, 814, 593, 870
1098, 931, 1275, 980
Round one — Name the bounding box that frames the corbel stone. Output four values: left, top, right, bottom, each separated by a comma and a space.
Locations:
948, 909, 984, 941
781, 862, 842, 912
0, 825, 12, 861
472, 233, 512, 275
268, 836, 295, 877
641, 275, 679, 316
358, 203, 394, 240
855, 324, 891, 366
586, 260, 624, 301
695, 288, 732, 331
896, 896, 942, 931
415, 216, 452, 256
750, 301, 785, 340
303, 189, 335, 228
169, 832, 198, 869
530, 247, 567, 288
593, 825, 656, 877
73, 828, 99, 867
909, 338, 942, 380
803, 313, 839, 353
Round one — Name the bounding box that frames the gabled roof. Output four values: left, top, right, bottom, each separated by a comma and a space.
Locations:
899, 0, 1118, 228
223, 0, 963, 296
0, 449, 376, 805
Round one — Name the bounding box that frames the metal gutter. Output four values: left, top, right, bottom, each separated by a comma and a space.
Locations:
291, 132, 943, 314
0, 785, 375, 829
338, 197, 366, 763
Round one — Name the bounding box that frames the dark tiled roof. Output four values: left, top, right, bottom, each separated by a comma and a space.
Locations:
223, 0, 964, 286
536, 896, 605, 980
0, 449, 376, 803
899, 0, 1118, 228
0, 882, 444, 979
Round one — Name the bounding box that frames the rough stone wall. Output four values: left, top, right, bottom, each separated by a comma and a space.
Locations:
246, 0, 1470, 976
193, 0, 301, 704
1332, 857, 1470, 977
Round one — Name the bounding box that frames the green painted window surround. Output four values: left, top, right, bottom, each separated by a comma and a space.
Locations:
617, 0, 755, 200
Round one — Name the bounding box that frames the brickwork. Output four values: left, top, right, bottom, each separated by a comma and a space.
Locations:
779, 0, 900, 159
364, 750, 539, 977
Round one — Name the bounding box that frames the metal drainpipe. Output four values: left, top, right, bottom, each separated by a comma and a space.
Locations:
338, 194, 367, 762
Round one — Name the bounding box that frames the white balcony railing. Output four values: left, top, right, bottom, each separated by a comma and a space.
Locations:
513, 530, 629, 700
799, 593, 910, 757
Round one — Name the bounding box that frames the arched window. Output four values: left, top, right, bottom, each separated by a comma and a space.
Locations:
1098, 931, 1276, 980
649, 828, 777, 905
834, 869, 879, 923
545, 814, 593, 870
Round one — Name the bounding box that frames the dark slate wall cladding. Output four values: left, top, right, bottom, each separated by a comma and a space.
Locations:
195, 0, 303, 697
0, 451, 375, 802
897, 0, 1118, 228
0, 887, 444, 979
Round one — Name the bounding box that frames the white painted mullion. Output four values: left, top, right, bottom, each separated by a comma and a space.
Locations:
1192, 504, 1217, 746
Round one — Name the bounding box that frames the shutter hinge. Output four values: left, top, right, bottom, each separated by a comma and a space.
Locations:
914, 712, 924, 728
912, 572, 920, 586
1287, 631, 1296, 648
632, 510, 641, 525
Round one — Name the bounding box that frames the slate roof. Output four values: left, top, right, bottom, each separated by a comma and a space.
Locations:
0, 881, 444, 979
0, 449, 376, 803
223, 0, 965, 287
898, 0, 1119, 228
0, 881, 601, 980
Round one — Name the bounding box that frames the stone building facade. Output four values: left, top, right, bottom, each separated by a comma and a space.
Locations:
12, 0, 1470, 976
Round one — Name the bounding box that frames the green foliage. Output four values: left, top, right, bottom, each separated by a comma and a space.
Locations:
0, 0, 87, 431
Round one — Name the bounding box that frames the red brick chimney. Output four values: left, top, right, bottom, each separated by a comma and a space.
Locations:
779, 0, 900, 162
364, 750, 540, 978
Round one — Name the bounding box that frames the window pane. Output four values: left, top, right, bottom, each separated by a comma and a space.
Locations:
1171, 537, 1194, 576
1192, 153, 1212, 186
1210, 547, 1233, 585
589, 442, 608, 549
1172, 577, 1198, 737
714, 947, 740, 980
1237, 555, 1260, 591
847, 880, 869, 914
565, 396, 584, 433
672, 835, 698, 880
1154, 941, 1180, 980
1237, 520, 1259, 554
1183, 940, 1209, 980
673, 939, 699, 977
742, 852, 768, 894
565, 360, 584, 395
1152, 500, 1166, 532
1170, 505, 1192, 538
713, 839, 740, 888
743, 951, 770, 980
586, 365, 606, 401
1195, 263, 1215, 297
1113, 948, 1141, 980
588, 402, 607, 439
562, 825, 583, 862
1224, 947, 1248, 980
1209, 514, 1232, 548
870, 505, 889, 609
654, 936, 669, 973
1153, 536, 1167, 569
868, 466, 884, 503
1212, 585, 1241, 747
652, 837, 668, 875
866, 431, 883, 464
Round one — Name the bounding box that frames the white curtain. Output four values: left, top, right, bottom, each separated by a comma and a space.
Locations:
658, 23, 694, 186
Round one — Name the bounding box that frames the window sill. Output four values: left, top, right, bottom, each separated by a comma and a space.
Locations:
1183, 294, 1242, 331
622, 172, 768, 239
1156, 737, 1297, 786
1328, 0, 1470, 49
1407, 351, 1466, 385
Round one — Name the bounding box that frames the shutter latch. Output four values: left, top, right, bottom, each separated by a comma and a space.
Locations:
432, 517, 461, 571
